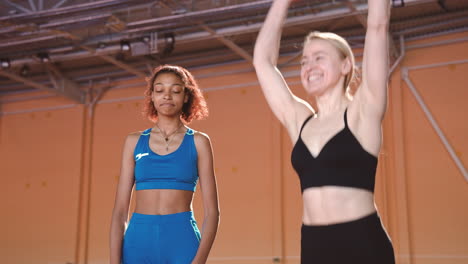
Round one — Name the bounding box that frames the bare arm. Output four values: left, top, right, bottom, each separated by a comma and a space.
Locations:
109, 133, 138, 264
192, 132, 220, 264
253, 0, 313, 139
354, 0, 391, 121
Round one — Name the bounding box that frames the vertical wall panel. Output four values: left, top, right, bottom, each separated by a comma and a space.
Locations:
402, 63, 468, 264
1, 107, 83, 264
87, 99, 152, 264
189, 84, 280, 264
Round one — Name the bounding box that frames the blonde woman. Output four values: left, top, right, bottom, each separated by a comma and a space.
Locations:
253, 0, 395, 263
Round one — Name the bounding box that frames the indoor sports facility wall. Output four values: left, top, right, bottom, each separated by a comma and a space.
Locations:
1, 31, 467, 264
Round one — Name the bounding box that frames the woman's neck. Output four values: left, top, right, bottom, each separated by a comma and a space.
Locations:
155, 116, 184, 133
313, 91, 349, 118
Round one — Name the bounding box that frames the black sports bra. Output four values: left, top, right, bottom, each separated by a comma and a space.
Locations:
291, 109, 377, 192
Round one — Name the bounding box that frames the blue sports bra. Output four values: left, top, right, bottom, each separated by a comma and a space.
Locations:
133, 128, 198, 192
291, 109, 378, 192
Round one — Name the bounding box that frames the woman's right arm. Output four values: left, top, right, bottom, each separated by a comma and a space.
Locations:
109, 133, 138, 264
253, 0, 312, 138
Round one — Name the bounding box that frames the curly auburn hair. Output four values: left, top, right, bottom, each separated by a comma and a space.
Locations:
143, 65, 208, 123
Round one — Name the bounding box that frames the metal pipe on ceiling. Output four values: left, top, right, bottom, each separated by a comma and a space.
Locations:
39, 13, 112, 30
396, 16, 468, 35
0, 0, 148, 23
0, 34, 70, 49
127, 0, 273, 27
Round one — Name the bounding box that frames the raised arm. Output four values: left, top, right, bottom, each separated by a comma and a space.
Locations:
355, 0, 391, 120
253, 0, 313, 139
192, 132, 219, 264
109, 133, 137, 264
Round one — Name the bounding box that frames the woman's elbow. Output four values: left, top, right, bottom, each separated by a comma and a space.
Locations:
253, 45, 273, 67
204, 207, 220, 219
253, 55, 275, 72
111, 205, 128, 223
253, 52, 265, 68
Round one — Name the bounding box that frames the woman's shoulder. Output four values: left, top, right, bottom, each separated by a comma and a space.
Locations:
189, 129, 211, 147
192, 129, 209, 139
120, 130, 146, 153
128, 129, 149, 137
125, 129, 149, 144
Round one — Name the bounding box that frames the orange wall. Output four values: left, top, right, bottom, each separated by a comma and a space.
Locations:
1, 32, 468, 264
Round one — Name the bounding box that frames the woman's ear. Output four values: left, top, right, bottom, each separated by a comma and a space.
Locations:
184, 89, 189, 103
341, 57, 351, 75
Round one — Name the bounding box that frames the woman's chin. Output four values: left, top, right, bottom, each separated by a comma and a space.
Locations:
304, 87, 322, 97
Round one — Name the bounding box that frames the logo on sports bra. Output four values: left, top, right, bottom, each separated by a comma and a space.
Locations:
135, 153, 149, 161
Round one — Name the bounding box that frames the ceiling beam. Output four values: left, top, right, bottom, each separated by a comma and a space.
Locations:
6, 5, 463, 69
199, 24, 253, 63
345, 0, 367, 27
4, 0, 31, 14
22, 27, 146, 79
345, 1, 401, 71
44, 62, 85, 103
0, 69, 84, 103
55, 26, 147, 79
127, 0, 273, 28
0, 0, 148, 23
28, 0, 37, 12
53, 0, 70, 9
0, 0, 444, 52
0, 23, 144, 101
396, 16, 468, 35
159, 0, 254, 63
79, 45, 147, 78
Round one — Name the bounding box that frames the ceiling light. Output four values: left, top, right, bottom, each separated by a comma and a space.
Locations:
0, 58, 10, 68
20, 65, 30, 76
120, 40, 131, 51
37, 52, 50, 63
165, 33, 174, 44
163, 33, 175, 55
392, 0, 405, 7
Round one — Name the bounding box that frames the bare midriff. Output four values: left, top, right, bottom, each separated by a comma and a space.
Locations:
302, 186, 376, 225
134, 189, 194, 215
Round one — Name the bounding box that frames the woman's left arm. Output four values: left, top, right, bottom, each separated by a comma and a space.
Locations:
192, 132, 220, 264
355, 0, 391, 121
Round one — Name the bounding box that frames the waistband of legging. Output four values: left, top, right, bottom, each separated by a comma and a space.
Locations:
130, 211, 194, 224
302, 211, 380, 230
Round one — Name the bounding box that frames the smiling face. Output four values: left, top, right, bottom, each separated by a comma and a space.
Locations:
151, 72, 188, 117
300, 38, 351, 97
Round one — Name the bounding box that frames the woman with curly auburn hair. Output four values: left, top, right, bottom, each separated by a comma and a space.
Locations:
110, 65, 219, 264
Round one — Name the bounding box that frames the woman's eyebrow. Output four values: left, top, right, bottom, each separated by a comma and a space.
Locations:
153, 82, 183, 85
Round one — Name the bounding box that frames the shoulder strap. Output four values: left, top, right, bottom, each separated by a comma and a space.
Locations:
185, 128, 195, 135
134, 128, 152, 157
183, 127, 197, 158
299, 115, 315, 134
343, 108, 349, 127
141, 128, 152, 136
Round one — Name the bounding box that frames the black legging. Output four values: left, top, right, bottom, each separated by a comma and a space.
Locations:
301, 212, 395, 264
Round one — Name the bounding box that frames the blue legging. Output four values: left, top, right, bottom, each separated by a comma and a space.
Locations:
122, 211, 201, 264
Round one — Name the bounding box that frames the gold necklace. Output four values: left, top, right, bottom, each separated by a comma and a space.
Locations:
155, 123, 184, 151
